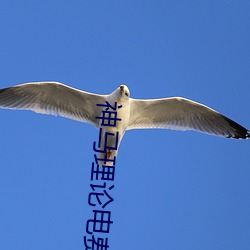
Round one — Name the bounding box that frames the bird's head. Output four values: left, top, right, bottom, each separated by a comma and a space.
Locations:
119, 84, 130, 99
109, 84, 130, 104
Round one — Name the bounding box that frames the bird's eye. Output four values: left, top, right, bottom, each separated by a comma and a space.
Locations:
125, 92, 129, 97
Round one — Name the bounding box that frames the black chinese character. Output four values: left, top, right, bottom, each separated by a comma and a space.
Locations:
88, 183, 114, 209
86, 210, 113, 234
84, 235, 109, 250
93, 128, 119, 153
90, 163, 115, 181
95, 101, 122, 127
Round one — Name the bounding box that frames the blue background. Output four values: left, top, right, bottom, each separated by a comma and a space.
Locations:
0, 1, 249, 249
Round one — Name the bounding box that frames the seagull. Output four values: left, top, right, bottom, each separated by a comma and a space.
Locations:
0, 82, 249, 164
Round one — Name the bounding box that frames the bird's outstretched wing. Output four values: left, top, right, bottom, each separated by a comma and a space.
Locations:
128, 97, 249, 139
0, 82, 106, 127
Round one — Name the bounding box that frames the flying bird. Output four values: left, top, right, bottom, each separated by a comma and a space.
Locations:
0, 82, 249, 164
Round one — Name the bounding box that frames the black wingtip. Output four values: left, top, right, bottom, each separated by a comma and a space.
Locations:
222, 115, 250, 139
0, 88, 8, 94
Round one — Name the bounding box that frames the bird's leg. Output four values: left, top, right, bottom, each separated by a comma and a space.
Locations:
106, 149, 112, 159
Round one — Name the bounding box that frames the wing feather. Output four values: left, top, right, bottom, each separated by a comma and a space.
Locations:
128, 97, 249, 139
0, 82, 106, 127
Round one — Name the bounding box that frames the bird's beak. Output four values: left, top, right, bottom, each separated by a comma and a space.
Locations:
120, 85, 124, 93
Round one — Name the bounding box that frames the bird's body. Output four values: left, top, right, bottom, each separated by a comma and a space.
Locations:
96, 86, 131, 164
0, 82, 249, 165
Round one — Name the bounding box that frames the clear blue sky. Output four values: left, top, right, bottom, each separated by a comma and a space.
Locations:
0, 1, 249, 249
